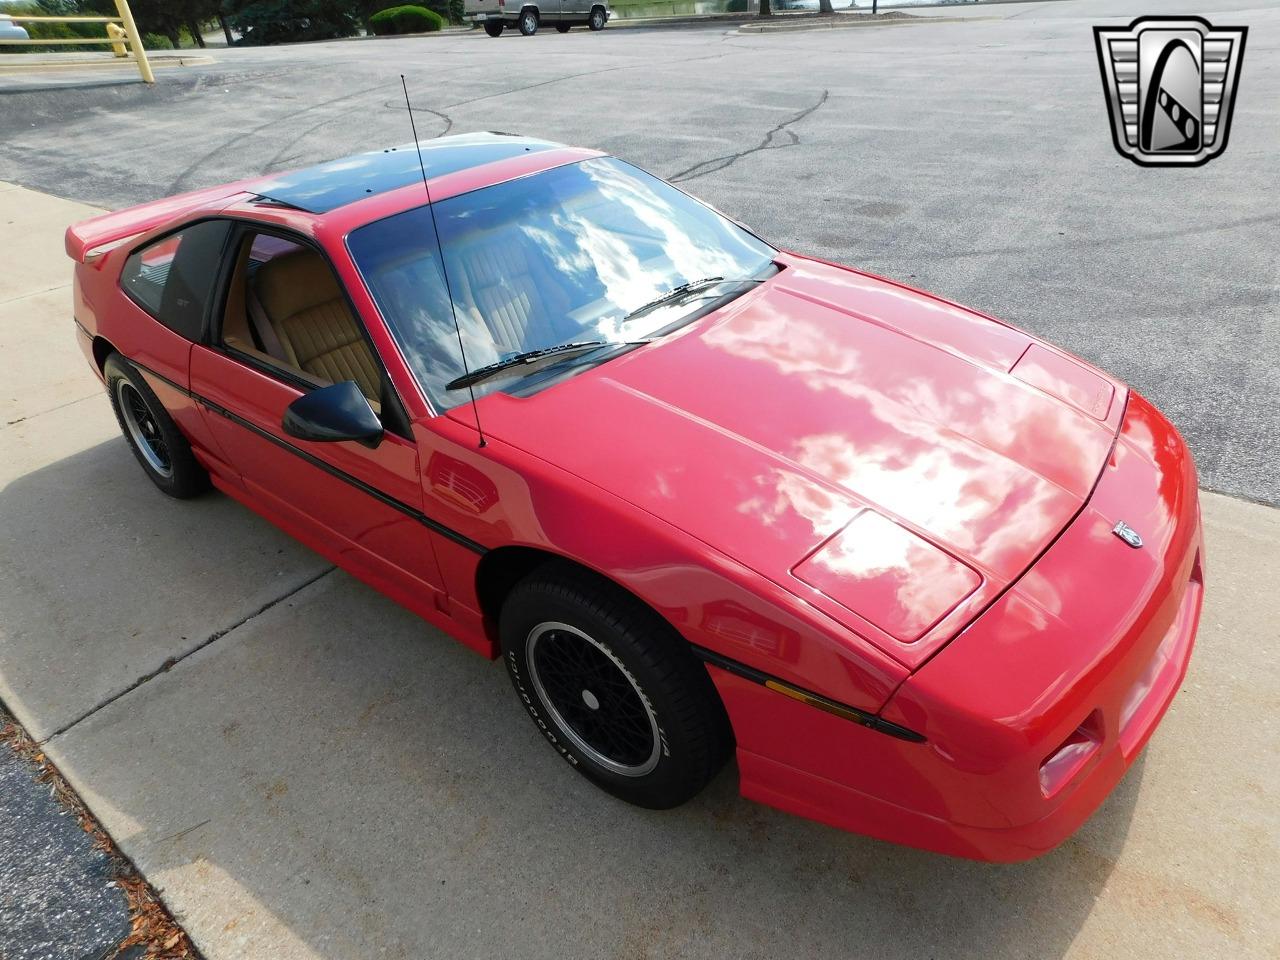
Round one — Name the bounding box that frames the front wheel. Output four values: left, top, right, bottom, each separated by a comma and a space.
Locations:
483, 19, 503, 36
500, 565, 732, 809
104, 353, 208, 499
588, 6, 606, 30
518, 8, 538, 34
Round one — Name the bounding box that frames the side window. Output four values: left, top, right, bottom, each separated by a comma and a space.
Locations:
120, 220, 230, 341
219, 230, 386, 411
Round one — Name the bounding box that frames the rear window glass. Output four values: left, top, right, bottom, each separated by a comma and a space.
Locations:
120, 220, 230, 341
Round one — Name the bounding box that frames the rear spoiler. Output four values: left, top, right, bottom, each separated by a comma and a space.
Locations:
64, 179, 261, 263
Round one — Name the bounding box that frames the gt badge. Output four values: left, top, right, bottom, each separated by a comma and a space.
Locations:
1093, 16, 1247, 167
1113, 521, 1144, 549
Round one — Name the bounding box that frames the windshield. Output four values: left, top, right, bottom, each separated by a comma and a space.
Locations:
347, 157, 776, 410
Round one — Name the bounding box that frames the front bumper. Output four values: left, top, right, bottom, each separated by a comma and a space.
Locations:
711, 391, 1204, 861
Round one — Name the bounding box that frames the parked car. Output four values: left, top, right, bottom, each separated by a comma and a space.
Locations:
0, 15, 30, 40
465, 0, 608, 36
65, 132, 1203, 861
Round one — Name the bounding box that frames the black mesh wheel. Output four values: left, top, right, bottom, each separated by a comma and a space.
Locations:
104, 353, 208, 499
500, 564, 732, 809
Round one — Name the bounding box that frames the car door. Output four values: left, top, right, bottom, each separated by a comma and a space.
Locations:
188, 223, 448, 612
111, 219, 237, 472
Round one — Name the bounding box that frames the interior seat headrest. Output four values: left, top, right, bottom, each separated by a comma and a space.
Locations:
254, 249, 344, 321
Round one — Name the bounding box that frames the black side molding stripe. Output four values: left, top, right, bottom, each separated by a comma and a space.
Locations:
130, 360, 187, 395
691, 645, 926, 743
127, 358, 487, 556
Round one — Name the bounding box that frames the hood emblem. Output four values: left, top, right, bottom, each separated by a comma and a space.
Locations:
1112, 521, 1144, 549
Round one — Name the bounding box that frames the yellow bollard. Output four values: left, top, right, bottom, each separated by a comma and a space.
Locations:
112, 0, 154, 84
106, 21, 126, 57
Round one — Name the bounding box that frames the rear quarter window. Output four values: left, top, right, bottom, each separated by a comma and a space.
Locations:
120, 220, 230, 341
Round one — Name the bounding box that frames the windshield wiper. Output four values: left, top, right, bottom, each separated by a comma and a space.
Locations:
622, 276, 760, 323
444, 339, 650, 391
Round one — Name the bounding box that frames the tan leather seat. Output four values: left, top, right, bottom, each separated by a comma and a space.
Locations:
252, 249, 381, 401
452, 235, 566, 353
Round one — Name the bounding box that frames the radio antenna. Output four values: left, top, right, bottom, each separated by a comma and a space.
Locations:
400, 74, 486, 448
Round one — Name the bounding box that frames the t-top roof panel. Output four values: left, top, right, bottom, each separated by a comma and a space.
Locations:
252, 132, 563, 213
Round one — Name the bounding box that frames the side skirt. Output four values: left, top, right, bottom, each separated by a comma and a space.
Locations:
209, 473, 498, 659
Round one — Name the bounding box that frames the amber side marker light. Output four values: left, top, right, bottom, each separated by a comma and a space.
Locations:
692, 645, 925, 743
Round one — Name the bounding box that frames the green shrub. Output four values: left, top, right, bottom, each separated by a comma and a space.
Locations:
141, 32, 173, 50
369, 4, 445, 34
409, 0, 462, 25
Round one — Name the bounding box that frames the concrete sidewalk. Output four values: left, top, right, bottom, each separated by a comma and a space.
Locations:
1, 181, 1277, 959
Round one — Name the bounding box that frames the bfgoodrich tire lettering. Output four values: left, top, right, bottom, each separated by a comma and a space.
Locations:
104, 353, 209, 499
500, 564, 732, 809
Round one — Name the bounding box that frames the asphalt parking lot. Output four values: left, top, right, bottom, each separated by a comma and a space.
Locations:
2, 0, 1277, 507
1, 2, 1278, 958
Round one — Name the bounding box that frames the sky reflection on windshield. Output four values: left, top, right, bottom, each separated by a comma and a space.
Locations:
348, 158, 775, 409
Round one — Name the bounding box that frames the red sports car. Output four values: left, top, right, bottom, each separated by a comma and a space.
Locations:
66, 133, 1203, 861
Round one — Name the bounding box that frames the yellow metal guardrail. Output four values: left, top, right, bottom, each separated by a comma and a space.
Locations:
0, 0, 154, 83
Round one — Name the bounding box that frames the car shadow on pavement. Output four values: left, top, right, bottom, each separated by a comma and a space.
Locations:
0, 414, 333, 742
4, 437, 1143, 960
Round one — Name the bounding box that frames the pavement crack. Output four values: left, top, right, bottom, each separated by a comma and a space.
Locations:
3, 393, 102, 430
381, 99, 454, 138
669, 88, 829, 183
263, 90, 449, 173
153, 819, 211, 845
0, 282, 69, 306
444, 48, 740, 110
444, 63, 639, 110
42, 566, 336, 743
857, 211, 1280, 263
165, 83, 389, 194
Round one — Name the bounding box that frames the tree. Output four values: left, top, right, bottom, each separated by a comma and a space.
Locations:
350, 0, 386, 28
818, 0, 833, 13
758, 0, 770, 16
221, 0, 360, 45
111, 0, 221, 48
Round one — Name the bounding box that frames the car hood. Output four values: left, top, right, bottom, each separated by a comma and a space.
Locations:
463, 255, 1125, 668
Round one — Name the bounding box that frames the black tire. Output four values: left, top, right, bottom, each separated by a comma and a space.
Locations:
500, 564, 732, 809
483, 19, 503, 36
588, 6, 606, 30
518, 8, 538, 34
104, 353, 208, 499
555, 22, 571, 32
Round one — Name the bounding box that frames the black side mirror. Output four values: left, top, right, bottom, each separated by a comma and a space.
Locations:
282, 380, 383, 448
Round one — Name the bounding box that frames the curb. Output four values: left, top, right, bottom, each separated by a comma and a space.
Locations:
608, 14, 756, 28
0, 53, 214, 72
737, 14, 989, 32
325, 26, 474, 42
